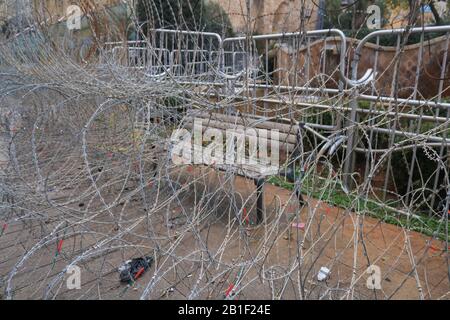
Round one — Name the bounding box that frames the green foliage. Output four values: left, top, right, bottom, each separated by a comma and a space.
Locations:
323, 0, 343, 29
386, 0, 450, 26
163, 96, 183, 107
268, 173, 447, 240
202, 1, 234, 36
390, 148, 447, 212
323, 0, 450, 44
349, 29, 449, 46
136, 0, 233, 37
323, 0, 388, 32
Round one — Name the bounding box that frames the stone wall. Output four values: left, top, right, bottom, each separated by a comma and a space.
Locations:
0, 0, 123, 25
209, 0, 319, 35
32, 0, 122, 21
275, 35, 450, 99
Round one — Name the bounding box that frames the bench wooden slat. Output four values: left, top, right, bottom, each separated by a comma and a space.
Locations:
188, 111, 300, 135
170, 111, 301, 180
172, 154, 280, 179
184, 120, 297, 152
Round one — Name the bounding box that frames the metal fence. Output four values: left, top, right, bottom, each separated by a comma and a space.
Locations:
100, 26, 450, 218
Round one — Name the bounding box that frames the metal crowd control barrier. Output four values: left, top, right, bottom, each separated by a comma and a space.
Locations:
99, 26, 450, 214
222, 29, 373, 87
343, 25, 450, 209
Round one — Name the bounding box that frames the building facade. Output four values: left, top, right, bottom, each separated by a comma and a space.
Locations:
209, 0, 320, 35
211, 0, 450, 35
1, 0, 125, 26
32, 0, 124, 21
0, 0, 32, 26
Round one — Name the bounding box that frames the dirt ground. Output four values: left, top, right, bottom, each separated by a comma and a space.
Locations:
0, 166, 448, 300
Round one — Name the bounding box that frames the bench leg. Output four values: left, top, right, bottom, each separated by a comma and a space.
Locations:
254, 178, 265, 224
296, 188, 306, 206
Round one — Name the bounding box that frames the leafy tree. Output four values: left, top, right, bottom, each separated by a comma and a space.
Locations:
386, 0, 449, 26
323, 0, 450, 31
323, 0, 388, 32
136, 0, 233, 36
323, 0, 344, 29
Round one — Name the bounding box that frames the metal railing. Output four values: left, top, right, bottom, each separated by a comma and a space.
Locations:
99, 26, 450, 216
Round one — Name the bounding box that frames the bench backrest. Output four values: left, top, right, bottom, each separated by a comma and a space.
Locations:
182, 111, 301, 155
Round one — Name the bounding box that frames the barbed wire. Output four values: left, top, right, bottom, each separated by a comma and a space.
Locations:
0, 0, 448, 300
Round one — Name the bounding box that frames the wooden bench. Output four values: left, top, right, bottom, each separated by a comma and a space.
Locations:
171, 111, 306, 224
